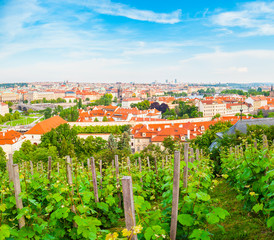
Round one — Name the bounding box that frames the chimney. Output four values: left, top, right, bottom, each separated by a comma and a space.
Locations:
187, 129, 190, 140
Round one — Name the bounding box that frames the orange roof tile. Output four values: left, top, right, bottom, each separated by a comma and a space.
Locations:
25, 116, 67, 135
0, 130, 24, 145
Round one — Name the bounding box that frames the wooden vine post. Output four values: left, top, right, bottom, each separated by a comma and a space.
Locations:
57, 162, 60, 174
147, 156, 150, 171
87, 158, 91, 171
99, 159, 103, 189
122, 176, 137, 240
7, 154, 14, 183
30, 161, 34, 176
115, 155, 122, 208
127, 157, 131, 174
138, 157, 143, 186
195, 149, 200, 161
90, 157, 99, 202
189, 148, 194, 163
66, 156, 77, 227
254, 140, 257, 149
47, 156, 52, 187
170, 151, 181, 240
154, 157, 158, 175
12, 164, 25, 229
183, 143, 189, 189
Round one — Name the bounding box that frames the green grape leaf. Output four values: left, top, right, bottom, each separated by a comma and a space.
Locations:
206, 213, 220, 224
178, 214, 194, 226
0, 225, 10, 240
0, 204, 6, 212
189, 229, 211, 240
267, 217, 274, 230
252, 203, 263, 213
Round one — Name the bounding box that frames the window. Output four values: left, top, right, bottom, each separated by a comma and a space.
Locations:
142, 133, 146, 137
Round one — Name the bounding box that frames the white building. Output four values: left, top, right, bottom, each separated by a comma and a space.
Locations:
0, 130, 26, 156
122, 98, 142, 108
0, 103, 9, 116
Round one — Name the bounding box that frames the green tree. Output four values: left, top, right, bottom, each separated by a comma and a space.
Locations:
59, 107, 79, 121
0, 147, 6, 171
40, 123, 78, 158
44, 107, 52, 119
77, 98, 83, 109
108, 134, 117, 151
163, 136, 180, 154
102, 116, 108, 122
94, 118, 99, 122
118, 132, 131, 153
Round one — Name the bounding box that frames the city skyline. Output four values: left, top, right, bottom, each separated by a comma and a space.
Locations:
1, 0, 274, 83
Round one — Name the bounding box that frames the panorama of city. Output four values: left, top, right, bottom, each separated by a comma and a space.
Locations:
0, 1, 273, 240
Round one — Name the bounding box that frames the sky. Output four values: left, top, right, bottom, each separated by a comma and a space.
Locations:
0, 0, 274, 84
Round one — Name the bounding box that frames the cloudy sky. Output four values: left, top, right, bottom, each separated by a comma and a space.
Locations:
1, 0, 274, 83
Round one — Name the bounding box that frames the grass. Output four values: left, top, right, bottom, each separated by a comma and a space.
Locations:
6, 117, 37, 126
209, 179, 273, 240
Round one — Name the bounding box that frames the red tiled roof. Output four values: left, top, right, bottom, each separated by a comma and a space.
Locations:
25, 116, 67, 135
0, 130, 24, 145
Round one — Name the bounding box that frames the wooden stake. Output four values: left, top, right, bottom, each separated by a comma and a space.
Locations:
41, 161, 43, 172
254, 140, 257, 149
7, 154, 14, 183
127, 157, 131, 173
30, 161, 33, 175
189, 148, 194, 163
138, 157, 143, 186
90, 157, 99, 202
166, 155, 168, 165
87, 158, 90, 171
99, 159, 103, 189
183, 143, 189, 189
57, 162, 60, 174
154, 157, 158, 175
147, 156, 150, 171
47, 156, 52, 187
66, 156, 77, 227
121, 176, 137, 240
12, 164, 25, 229
263, 135, 268, 149
195, 149, 200, 161
170, 151, 180, 240
115, 155, 121, 208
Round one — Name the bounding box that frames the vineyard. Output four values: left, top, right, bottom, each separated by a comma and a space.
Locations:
0, 138, 273, 239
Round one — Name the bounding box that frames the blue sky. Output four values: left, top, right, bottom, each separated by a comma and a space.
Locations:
0, 0, 274, 83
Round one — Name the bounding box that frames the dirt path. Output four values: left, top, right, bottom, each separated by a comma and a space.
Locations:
208, 179, 273, 240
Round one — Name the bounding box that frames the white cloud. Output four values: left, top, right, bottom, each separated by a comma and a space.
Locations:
73, 0, 182, 24
212, 1, 274, 36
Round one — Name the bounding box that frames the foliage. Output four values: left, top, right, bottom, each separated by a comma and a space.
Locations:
72, 125, 130, 134
92, 94, 113, 106
162, 101, 202, 119
131, 100, 150, 110
0, 146, 6, 171
162, 136, 180, 154
221, 88, 269, 97
212, 113, 221, 120
44, 107, 52, 119
59, 107, 79, 122
197, 88, 216, 94
164, 91, 187, 97
221, 142, 273, 230
0, 111, 21, 124
40, 124, 78, 158
150, 102, 169, 113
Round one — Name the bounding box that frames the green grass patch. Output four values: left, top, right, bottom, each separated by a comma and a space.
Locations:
208, 179, 273, 240
6, 117, 37, 126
